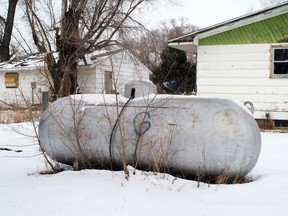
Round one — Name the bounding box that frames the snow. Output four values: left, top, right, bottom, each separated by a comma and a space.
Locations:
1, 123, 288, 216
0, 54, 45, 69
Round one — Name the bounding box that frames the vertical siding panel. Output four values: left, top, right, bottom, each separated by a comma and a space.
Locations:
92, 50, 151, 95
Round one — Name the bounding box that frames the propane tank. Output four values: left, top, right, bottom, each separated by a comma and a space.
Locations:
39, 94, 261, 179
124, 80, 157, 98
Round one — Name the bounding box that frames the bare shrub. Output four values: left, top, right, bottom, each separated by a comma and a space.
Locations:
0, 107, 41, 124
200, 172, 253, 185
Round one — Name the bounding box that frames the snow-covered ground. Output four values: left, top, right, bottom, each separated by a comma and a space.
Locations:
0, 123, 287, 216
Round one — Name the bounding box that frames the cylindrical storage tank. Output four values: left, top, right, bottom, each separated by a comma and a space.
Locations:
39, 94, 261, 179
124, 80, 157, 98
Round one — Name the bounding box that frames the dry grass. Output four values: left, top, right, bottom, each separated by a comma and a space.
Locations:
0, 107, 41, 123
192, 169, 253, 185
211, 173, 252, 185
264, 118, 275, 130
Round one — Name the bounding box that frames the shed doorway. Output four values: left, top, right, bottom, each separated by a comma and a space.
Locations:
104, 71, 113, 94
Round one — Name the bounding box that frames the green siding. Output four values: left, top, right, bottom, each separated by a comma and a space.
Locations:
199, 13, 288, 45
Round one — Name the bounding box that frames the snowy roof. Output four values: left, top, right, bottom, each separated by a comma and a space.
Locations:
78, 48, 125, 66
0, 47, 127, 70
0, 53, 45, 70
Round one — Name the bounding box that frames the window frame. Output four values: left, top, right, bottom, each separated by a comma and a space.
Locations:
104, 71, 116, 94
4, 72, 19, 88
271, 46, 288, 78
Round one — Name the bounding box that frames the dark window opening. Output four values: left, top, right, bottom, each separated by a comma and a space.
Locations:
274, 63, 288, 74
274, 120, 288, 127
273, 48, 288, 76
274, 49, 288, 61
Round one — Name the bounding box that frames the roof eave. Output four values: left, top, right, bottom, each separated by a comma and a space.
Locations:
167, 2, 288, 44
168, 42, 198, 53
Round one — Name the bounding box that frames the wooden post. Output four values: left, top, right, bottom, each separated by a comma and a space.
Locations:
42, 91, 49, 112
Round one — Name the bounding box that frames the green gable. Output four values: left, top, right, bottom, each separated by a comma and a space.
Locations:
199, 13, 288, 45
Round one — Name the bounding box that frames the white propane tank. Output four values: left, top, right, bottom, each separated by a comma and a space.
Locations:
39, 94, 261, 179
124, 80, 157, 98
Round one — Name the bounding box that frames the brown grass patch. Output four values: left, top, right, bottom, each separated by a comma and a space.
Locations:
0, 107, 41, 123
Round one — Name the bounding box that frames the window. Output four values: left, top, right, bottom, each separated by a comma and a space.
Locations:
272, 47, 288, 78
5, 72, 19, 88
104, 71, 113, 94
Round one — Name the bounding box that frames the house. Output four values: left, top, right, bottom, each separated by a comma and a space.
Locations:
0, 48, 152, 107
168, 2, 288, 125
77, 48, 151, 95
0, 54, 47, 106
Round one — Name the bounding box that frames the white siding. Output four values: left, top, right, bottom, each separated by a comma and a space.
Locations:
93, 50, 150, 95
77, 67, 97, 93
0, 67, 50, 106
197, 44, 288, 120
0, 50, 151, 106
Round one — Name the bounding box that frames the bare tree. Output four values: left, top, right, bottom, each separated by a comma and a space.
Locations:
261, 0, 286, 7
0, 15, 4, 40
0, 0, 19, 62
124, 18, 198, 71
24, 0, 155, 100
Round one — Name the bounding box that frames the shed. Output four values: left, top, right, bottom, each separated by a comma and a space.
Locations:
77, 48, 151, 95
0, 48, 151, 106
168, 2, 288, 124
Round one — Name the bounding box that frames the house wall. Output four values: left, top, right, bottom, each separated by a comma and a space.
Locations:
77, 67, 97, 93
79, 50, 150, 95
196, 44, 288, 120
0, 67, 50, 106
0, 50, 151, 106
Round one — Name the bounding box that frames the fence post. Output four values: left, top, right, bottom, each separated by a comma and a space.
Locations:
42, 91, 49, 112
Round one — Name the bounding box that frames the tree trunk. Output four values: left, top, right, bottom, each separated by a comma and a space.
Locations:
53, 6, 81, 98
25, 0, 147, 100
0, 0, 19, 62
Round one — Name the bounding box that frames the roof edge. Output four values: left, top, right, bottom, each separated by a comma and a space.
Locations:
167, 1, 288, 44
